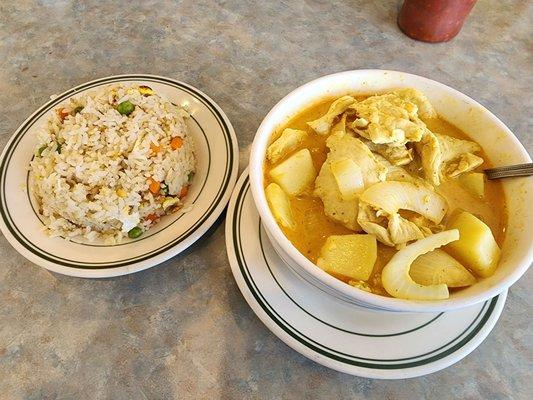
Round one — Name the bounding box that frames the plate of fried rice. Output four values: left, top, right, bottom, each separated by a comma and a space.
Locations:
0, 75, 239, 277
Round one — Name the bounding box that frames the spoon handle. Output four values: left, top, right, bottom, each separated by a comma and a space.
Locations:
484, 163, 533, 180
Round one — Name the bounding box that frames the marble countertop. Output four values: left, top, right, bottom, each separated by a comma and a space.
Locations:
1, 1, 531, 398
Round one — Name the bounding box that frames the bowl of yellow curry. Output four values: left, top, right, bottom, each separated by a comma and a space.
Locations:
249, 70, 532, 312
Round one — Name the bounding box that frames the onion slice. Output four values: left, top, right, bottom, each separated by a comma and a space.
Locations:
360, 181, 447, 224
381, 229, 459, 300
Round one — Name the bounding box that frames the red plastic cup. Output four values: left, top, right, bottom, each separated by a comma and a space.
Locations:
398, 0, 477, 43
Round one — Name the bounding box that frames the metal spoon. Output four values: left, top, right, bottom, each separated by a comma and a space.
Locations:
484, 163, 533, 180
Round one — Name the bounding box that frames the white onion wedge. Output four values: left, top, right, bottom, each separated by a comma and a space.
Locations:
360, 181, 447, 223
381, 229, 459, 300
410, 249, 476, 287
329, 158, 364, 201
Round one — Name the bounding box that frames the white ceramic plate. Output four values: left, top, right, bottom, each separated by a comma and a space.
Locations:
226, 170, 507, 379
0, 75, 239, 278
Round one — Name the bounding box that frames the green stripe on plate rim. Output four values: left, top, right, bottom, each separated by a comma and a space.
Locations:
25, 114, 212, 248
0, 75, 235, 268
232, 176, 498, 369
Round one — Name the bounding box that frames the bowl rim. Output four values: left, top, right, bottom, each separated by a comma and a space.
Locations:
249, 69, 532, 312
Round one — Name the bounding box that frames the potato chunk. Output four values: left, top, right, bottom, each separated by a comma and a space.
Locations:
329, 158, 364, 201
265, 183, 295, 229
269, 149, 316, 196
317, 234, 377, 281
446, 211, 501, 278
458, 172, 485, 198
266, 128, 308, 164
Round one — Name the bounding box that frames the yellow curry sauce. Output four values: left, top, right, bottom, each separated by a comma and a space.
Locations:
264, 95, 507, 296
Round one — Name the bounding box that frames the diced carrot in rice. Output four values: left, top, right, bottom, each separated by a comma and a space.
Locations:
171, 137, 184, 150
148, 178, 161, 194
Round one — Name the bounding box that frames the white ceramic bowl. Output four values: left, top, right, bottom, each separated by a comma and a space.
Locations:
249, 70, 532, 313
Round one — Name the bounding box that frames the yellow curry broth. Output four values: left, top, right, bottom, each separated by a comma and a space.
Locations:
264, 95, 506, 296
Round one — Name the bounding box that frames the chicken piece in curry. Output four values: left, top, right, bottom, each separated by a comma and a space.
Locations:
263, 88, 506, 300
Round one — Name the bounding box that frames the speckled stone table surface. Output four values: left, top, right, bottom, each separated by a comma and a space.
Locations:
1, 1, 531, 399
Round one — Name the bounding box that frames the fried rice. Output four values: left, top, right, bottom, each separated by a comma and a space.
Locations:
29, 83, 196, 243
